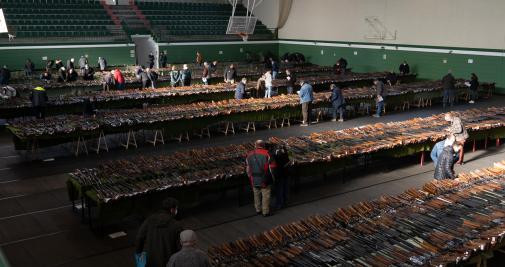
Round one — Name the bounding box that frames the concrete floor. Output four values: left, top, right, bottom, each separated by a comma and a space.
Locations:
0, 97, 504, 267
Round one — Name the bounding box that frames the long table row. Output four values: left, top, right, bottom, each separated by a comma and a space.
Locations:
6, 63, 333, 92
67, 107, 505, 225
8, 79, 463, 148
208, 161, 505, 266
0, 72, 416, 118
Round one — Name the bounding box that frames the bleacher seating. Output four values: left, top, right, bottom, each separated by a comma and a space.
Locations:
0, 0, 125, 41
135, 1, 273, 41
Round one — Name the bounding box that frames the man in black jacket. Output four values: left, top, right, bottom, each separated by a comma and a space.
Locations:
399, 61, 410, 75
159, 51, 168, 68
285, 69, 296, 94
224, 64, 237, 84
30, 86, 48, 119
0, 65, 11, 85
82, 64, 95, 80
330, 84, 345, 122
434, 144, 457, 180
24, 59, 35, 77
442, 70, 456, 108
135, 198, 183, 267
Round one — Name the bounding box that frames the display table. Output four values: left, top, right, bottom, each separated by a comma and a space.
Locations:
66, 107, 505, 226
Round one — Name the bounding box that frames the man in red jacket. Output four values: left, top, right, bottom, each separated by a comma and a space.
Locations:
246, 140, 277, 217
113, 68, 125, 90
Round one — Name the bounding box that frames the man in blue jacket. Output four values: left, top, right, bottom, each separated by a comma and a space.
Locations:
298, 80, 313, 126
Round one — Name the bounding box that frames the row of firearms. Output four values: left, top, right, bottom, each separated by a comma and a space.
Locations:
208, 161, 505, 266
0, 71, 400, 109
6, 63, 332, 92
7, 93, 331, 139
7, 78, 464, 139
68, 107, 505, 203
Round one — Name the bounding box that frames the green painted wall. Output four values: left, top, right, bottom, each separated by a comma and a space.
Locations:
0, 42, 278, 71
279, 42, 505, 93
0, 45, 136, 71
159, 42, 278, 64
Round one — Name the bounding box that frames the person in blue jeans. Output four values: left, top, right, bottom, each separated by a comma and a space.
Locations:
431, 135, 459, 165
373, 79, 386, 117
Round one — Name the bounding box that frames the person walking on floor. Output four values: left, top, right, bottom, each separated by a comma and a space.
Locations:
30, 86, 48, 119
442, 70, 456, 108
330, 84, 345, 122
298, 80, 314, 126
246, 140, 277, 217
166, 230, 211, 267
434, 138, 458, 180
373, 79, 386, 118
135, 198, 183, 267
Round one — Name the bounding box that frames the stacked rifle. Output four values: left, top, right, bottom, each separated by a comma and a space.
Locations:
7, 92, 331, 139
68, 107, 505, 203
208, 161, 505, 266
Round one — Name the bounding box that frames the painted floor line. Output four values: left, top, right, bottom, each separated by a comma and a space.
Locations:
0, 205, 73, 221
0, 194, 26, 201
0, 231, 67, 247
0, 179, 19, 184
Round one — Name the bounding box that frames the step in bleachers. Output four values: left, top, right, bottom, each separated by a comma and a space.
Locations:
135, 0, 274, 40
0, 0, 119, 40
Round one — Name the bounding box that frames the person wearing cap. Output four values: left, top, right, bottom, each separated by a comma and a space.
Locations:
235, 78, 247, 100
246, 140, 277, 217
166, 230, 210, 267
135, 197, 183, 267
30, 86, 48, 119
298, 80, 313, 126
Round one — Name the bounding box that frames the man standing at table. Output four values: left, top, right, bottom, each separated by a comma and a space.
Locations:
442, 70, 456, 108
235, 78, 247, 100
135, 198, 182, 267
246, 140, 277, 217
373, 79, 386, 118
298, 80, 313, 126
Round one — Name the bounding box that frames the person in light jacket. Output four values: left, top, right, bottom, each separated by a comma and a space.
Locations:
262, 71, 273, 98
298, 80, 313, 126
